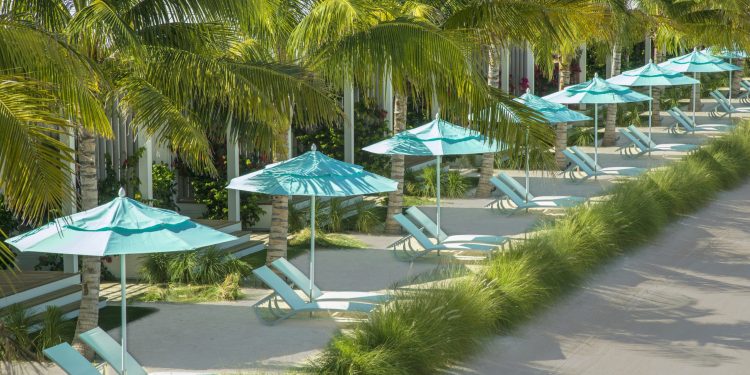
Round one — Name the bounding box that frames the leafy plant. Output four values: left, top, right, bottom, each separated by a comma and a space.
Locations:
443, 171, 468, 198
0, 304, 33, 361
326, 198, 344, 233
167, 252, 198, 284
152, 163, 178, 210
97, 148, 144, 203
191, 177, 265, 228
140, 248, 251, 285
35, 306, 74, 356
355, 202, 379, 234
139, 253, 172, 284
217, 273, 243, 301
34, 254, 63, 271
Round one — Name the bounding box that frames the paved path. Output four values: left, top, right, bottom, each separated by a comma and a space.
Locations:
457, 181, 750, 375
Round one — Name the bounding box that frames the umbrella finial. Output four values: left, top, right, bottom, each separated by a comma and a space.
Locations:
649, 58, 653, 64
526, 88, 531, 94
594, 72, 599, 78
118, 187, 126, 198
434, 111, 440, 120
311, 144, 317, 152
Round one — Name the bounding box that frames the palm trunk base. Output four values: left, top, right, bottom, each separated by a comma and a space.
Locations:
475, 153, 495, 198
602, 103, 618, 147
555, 123, 568, 170
268, 195, 289, 265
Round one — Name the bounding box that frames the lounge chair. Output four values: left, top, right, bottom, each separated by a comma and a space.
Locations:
738, 80, 750, 100
709, 90, 750, 117
252, 266, 376, 324
79, 327, 148, 375
270, 257, 389, 303
390, 213, 498, 260
404, 206, 508, 244
485, 173, 585, 212
43, 343, 102, 375
618, 126, 698, 157
562, 146, 645, 181
667, 107, 734, 134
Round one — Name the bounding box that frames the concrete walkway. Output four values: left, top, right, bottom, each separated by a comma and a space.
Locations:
456, 181, 750, 375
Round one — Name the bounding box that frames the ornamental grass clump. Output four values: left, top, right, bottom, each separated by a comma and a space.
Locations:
310, 274, 497, 374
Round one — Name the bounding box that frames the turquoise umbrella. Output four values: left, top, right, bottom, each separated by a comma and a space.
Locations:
7, 188, 236, 374
363, 115, 504, 242
543, 73, 651, 178
227, 145, 397, 297
513, 89, 591, 197
658, 48, 741, 124
607, 60, 699, 142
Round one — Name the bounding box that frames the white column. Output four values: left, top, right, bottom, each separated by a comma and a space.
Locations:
137, 134, 153, 201
383, 68, 394, 130
343, 78, 355, 163
61, 129, 78, 273
226, 126, 241, 222
525, 43, 535, 94
645, 36, 652, 64
287, 127, 293, 159
501, 47, 511, 93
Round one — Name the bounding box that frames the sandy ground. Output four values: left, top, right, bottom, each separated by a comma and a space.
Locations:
7, 103, 750, 374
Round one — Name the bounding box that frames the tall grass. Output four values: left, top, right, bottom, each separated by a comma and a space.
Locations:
308, 123, 750, 374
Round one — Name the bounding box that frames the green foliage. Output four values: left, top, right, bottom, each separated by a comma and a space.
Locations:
0, 195, 20, 236
152, 163, 178, 210
191, 177, 265, 229
310, 123, 750, 373
287, 228, 367, 250
0, 304, 33, 361
443, 171, 468, 198
140, 247, 251, 285
405, 166, 469, 198
33, 254, 63, 271
98, 148, 144, 203
35, 306, 74, 355
355, 201, 379, 234
217, 273, 243, 301
326, 198, 344, 233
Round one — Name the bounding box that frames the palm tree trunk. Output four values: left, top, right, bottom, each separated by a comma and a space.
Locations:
476, 47, 499, 198
555, 122, 568, 169
732, 59, 745, 96
267, 130, 289, 264
72, 128, 100, 360
384, 93, 407, 234
559, 57, 571, 90
603, 42, 621, 147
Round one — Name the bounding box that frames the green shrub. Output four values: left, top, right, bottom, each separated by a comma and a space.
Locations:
152, 163, 178, 210
355, 202, 379, 233
192, 177, 265, 229
139, 253, 171, 284
443, 171, 468, 198
0, 304, 33, 360
141, 248, 251, 285
35, 306, 74, 356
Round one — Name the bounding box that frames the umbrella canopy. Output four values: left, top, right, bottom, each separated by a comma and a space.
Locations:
607, 60, 700, 87
543, 73, 652, 104
658, 48, 741, 73
227, 146, 398, 196
363, 115, 504, 245
8, 191, 236, 255
607, 60, 699, 143
701, 47, 748, 60
7, 188, 237, 375
362, 115, 504, 156
514, 88, 592, 123
544, 73, 651, 178
228, 145, 397, 299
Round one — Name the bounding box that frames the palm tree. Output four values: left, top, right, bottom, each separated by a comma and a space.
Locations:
1, 0, 339, 356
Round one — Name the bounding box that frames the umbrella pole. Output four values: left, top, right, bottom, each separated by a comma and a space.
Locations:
436, 156, 441, 250
692, 74, 697, 129
729, 58, 733, 123
309, 195, 316, 299
648, 85, 653, 157
594, 104, 598, 180
120, 254, 127, 375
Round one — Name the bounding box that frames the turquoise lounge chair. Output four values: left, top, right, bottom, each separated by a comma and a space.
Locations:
738, 80, 750, 101
43, 343, 102, 375
709, 90, 750, 117
252, 266, 375, 324
390, 213, 498, 260
270, 258, 389, 303
667, 107, 734, 134
79, 327, 147, 375
562, 146, 645, 181
405, 206, 508, 245
486, 173, 585, 212
618, 126, 698, 157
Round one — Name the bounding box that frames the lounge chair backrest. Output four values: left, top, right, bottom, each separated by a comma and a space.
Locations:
498, 173, 535, 200
405, 206, 448, 241
710, 91, 734, 112
271, 258, 322, 299
562, 148, 595, 175
673, 107, 698, 127
393, 213, 436, 250
627, 126, 657, 148
489, 177, 525, 206
43, 343, 102, 375
253, 266, 307, 310
78, 327, 147, 375
741, 80, 750, 91
668, 108, 694, 131
618, 128, 649, 152
570, 146, 603, 171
